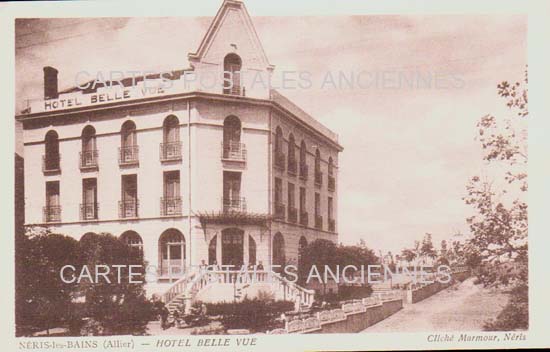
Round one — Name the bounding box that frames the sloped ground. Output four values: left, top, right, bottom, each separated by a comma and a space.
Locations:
363, 277, 508, 332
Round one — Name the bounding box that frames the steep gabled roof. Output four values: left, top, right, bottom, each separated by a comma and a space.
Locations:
188, 0, 274, 71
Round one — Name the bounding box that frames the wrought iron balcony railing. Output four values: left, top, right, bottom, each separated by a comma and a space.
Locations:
328, 175, 335, 191
299, 163, 308, 180
300, 210, 309, 226
274, 151, 285, 171
315, 170, 323, 187
161, 197, 182, 216
274, 202, 285, 220
160, 142, 182, 162
329, 218, 336, 232
119, 145, 139, 166
288, 159, 297, 176
42, 154, 61, 173
315, 214, 323, 230
223, 85, 244, 96
222, 197, 247, 212
221, 141, 247, 161
288, 206, 298, 223
80, 150, 98, 170
43, 205, 61, 223
80, 203, 99, 220
119, 199, 139, 218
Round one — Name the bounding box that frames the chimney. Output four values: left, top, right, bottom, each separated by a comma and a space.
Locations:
43, 66, 58, 100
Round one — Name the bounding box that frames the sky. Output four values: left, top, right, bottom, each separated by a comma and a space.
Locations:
15, 8, 527, 255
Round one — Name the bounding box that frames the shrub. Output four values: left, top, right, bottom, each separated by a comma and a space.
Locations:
205, 298, 294, 332
483, 283, 528, 331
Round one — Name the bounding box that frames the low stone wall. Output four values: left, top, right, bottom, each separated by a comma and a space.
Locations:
266, 296, 403, 335
406, 270, 470, 304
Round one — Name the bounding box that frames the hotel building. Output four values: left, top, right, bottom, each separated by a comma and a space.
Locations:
16, 0, 343, 306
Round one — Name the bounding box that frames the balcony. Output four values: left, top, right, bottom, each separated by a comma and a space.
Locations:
274, 151, 285, 171
43, 205, 61, 223
300, 210, 309, 226
288, 159, 297, 176
42, 154, 61, 174
221, 141, 247, 162
80, 150, 98, 170
161, 197, 182, 216
223, 85, 244, 96
80, 203, 99, 220
328, 175, 335, 191
222, 197, 247, 212
329, 218, 335, 232
288, 206, 298, 223
299, 163, 308, 180
119, 199, 139, 218
160, 142, 182, 162
119, 145, 139, 166
315, 170, 323, 187
274, 202, 285, 220
315, 214, 323, 230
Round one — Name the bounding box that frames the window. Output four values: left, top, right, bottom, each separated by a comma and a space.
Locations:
288, 134, 296, 174
299, 140, 308, 179
328, 157, 335, 191
162, 171, 181, 216
44, 130, 60, 172
120, 120, 138, 165
315, 148, 322, 186
120, 174, 138, 218
273, 232, 285, 270
222, 116, 246, 161
223, 54, 242, 95
120, 231, 143, 253
328, 197, 335, 232
300, 187, 306, 213
274, 127, 285, 170
223, 171, 244, 211
81, 126, 98, 169
274, 178, 284, 220
44, 181, 60, 222
315, 192, 322, 230
161, 115, 181, 161
288, 182, 297, 222
81, 178, 98, 220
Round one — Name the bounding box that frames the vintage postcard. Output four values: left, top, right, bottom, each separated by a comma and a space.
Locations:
2, 0, 550, 351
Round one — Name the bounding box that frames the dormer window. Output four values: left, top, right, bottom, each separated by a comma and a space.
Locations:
223, 53, 242, 96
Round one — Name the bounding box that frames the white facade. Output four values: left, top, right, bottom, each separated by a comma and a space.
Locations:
17, 0, 342, 296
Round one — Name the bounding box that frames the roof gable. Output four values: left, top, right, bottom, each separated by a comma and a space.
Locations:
188, 0, 273, 71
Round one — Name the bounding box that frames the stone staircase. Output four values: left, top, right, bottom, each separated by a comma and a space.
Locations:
161, 269, 315, 316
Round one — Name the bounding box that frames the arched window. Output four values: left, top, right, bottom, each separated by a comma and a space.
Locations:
222, 228, 244, 268
120, 230, 143, 252
81, 126, 97, 168
275, 127, 285, 169
159, 229, 185, 277
223, 53, 242, 95
299, 140, 308, 178
315, 148, 322, 185
249, 235, 257, 266
44, 130, 60, 171
161, 115, 181, 160
120, 121, 138, 164
288, 133, 296, 173
273, 232, 285, 270
222, 116, 244, 160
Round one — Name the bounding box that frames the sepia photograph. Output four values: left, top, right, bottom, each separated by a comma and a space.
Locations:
8, 0, 543, 350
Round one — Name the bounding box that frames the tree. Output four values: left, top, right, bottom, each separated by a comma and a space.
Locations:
400, 248, 416, 267
420, 233, 437, 264
78, 233, 155, 335
464, 71, 528, 285
15, 228, 81, 336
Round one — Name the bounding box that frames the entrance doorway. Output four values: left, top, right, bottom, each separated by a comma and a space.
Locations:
222, 228, 244, 268
159, 229, 185, 277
